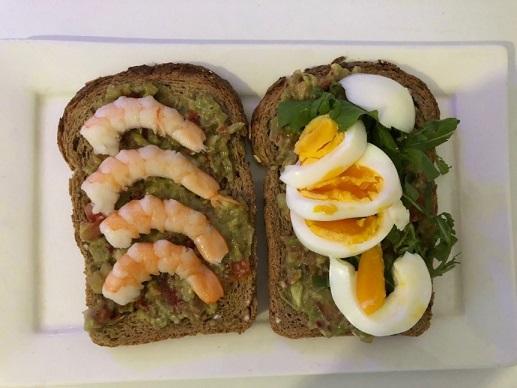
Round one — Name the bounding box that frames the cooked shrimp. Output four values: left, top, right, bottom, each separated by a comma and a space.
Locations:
80, 95, 206, 155
81, 144, 238, 215
99, 195, 229, 263
102, 240, 224, 305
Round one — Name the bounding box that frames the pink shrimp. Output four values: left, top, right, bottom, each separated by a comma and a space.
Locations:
81, 144, 239, 215
102, 240, 224, 305
80, 96, 206, 155
99, 195, 229, 263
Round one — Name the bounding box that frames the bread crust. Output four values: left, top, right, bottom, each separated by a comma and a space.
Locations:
59, 63, 257, 346
252, 58, 439, 339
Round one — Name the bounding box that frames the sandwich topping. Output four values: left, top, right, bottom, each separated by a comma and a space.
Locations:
102, 240, 224, 306
99, 196, 230, 263
80, 95, 207, 155
82, 144, 238, 215
78, 82, 254, 331
274, 65, 459, 339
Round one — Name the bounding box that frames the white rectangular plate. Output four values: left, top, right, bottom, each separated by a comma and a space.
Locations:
0, 40, 516, 386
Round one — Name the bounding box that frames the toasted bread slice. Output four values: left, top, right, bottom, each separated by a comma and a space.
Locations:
251, 58, 439, 339
59, 63, 257, 346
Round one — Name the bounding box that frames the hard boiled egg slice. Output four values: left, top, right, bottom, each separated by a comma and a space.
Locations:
280, 115, 367, 189
387, 199, 410, 231
291, 205, 396, 259
339, 73, 416, 133
329, 251, 432, 336
285, 143, 402, 220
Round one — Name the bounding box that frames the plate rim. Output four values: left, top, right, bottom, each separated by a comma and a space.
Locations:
0, 39, 515, 386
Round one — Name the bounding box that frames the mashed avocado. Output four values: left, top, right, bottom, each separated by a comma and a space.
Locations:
82, 82, 253, 332
272, 65, 372, 339
269, 64, 352, 169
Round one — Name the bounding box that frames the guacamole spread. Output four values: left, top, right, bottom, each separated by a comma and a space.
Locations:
269, 65, 363, 338
81, 82, 254, 332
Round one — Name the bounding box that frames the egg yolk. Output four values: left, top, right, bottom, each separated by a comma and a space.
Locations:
299, 164, 383, 202
305, 214, 382, 245
294, 115, 344, 165
313, 204, 338, 215
356, 244, 386, 315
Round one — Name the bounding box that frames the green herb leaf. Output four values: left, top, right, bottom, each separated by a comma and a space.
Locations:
371, 122, 399, 152
277, 89, 382, 133
403, 178, 420, 202
426, 212, 459, 276
335, 101, 369, 129
310, 92, 332, 117
277, 99, 312, 132
402, 192, 425, 215
332, 104, 358, 130
402, 118, 459, 151
309, 87, 324, 99
387, 212, 459, 278
388, 224, 423, 256
402, 149, 440, 181
275, 80, 460, 279
436, 155, 451, 175
329, 82, 347, 99
328, 101, 342, 122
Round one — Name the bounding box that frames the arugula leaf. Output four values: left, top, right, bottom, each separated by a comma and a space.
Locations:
398, 224, 424, 255
402, 118, 459, 151
337, 101, 375, 130
277, 85, 382, 133
402, 192, 424, 215
427, 213, 460, 276
310, 92, 332, 117
380, 248, 397, 293
309, 87, 324, 99
371, 122, 399, 153
368, 115, 459, 277
435, 155, 451, 175
402, 149, 440, 181
328, 101, 342, 122
386, 213, 459, 277
403, 178, 420, 202
329, 82, 347, 99
277, 99, 312, 132
275, 81, 460, 278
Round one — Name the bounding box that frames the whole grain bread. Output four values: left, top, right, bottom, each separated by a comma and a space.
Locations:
251, 57, 439, 339
59, 63, 257, 346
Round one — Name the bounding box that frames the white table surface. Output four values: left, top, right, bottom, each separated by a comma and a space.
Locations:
1, 1, 516, 387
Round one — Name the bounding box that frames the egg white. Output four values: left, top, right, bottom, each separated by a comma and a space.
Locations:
340, 73, 416, 133
280, 119, 367, 189
285, 143, 402, 221
329, 252, 432, 336
388, 199, 410, 231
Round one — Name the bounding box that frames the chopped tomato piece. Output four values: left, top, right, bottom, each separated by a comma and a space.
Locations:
187, 110, 200, 124
84, 203, 105, 223
230, 258, 251, 281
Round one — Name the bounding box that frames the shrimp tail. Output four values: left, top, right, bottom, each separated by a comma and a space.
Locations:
210, 194, 242, 208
